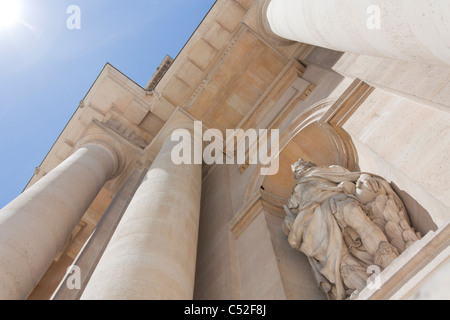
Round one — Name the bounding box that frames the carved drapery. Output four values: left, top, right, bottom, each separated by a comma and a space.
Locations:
283, 159, 421, 300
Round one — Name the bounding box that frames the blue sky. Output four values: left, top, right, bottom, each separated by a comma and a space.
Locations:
0, 0, 215, 208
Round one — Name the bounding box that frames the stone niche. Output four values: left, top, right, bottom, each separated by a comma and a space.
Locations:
273, 152, 447, 300
236, 96, 360, 300
242, 135, 445, 299
240, 94, 446, 300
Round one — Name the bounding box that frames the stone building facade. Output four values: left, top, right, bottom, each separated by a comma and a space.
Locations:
0, 0, 449, 300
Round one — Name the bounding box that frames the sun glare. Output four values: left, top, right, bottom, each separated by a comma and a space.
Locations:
0, 0, 22, 28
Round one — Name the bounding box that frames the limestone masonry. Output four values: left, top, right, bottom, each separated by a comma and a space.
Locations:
0, 0, 449, 300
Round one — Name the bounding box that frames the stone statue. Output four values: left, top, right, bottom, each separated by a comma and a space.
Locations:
283, 159, 421, 300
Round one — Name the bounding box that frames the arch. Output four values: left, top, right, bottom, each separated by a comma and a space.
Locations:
245, 98, 359, 202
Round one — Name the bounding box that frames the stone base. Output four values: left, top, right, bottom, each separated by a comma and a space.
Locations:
352, 221, 449, 300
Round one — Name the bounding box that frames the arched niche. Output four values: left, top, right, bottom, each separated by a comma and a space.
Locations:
238, 93, 444, 300
234, 98, 359, 300
245, 98, 359, 202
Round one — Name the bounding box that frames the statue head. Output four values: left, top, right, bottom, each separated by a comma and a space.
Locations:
291, 159, 317, 180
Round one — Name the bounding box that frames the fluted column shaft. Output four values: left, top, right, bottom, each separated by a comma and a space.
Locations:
264, 0, 450, 67
0, 143, 118, 299
81, 129, 202, 300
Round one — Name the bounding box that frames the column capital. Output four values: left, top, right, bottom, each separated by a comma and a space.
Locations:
74, 133, 127, 180
256, 0, 296, 47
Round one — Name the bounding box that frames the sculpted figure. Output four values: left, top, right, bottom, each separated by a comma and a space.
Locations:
283, 159, 421, 300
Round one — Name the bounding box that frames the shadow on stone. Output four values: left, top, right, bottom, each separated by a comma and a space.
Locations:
391, 182, 438, 236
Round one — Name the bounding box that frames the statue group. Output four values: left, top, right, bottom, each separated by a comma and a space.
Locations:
283, 159, 421, 300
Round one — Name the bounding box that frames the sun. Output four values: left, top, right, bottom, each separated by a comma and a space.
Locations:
0, 0, 22, 29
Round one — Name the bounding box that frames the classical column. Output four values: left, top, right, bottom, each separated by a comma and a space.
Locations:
0, 141, 121, 300
81, 127, 203, 300
260, 0, 450, 67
